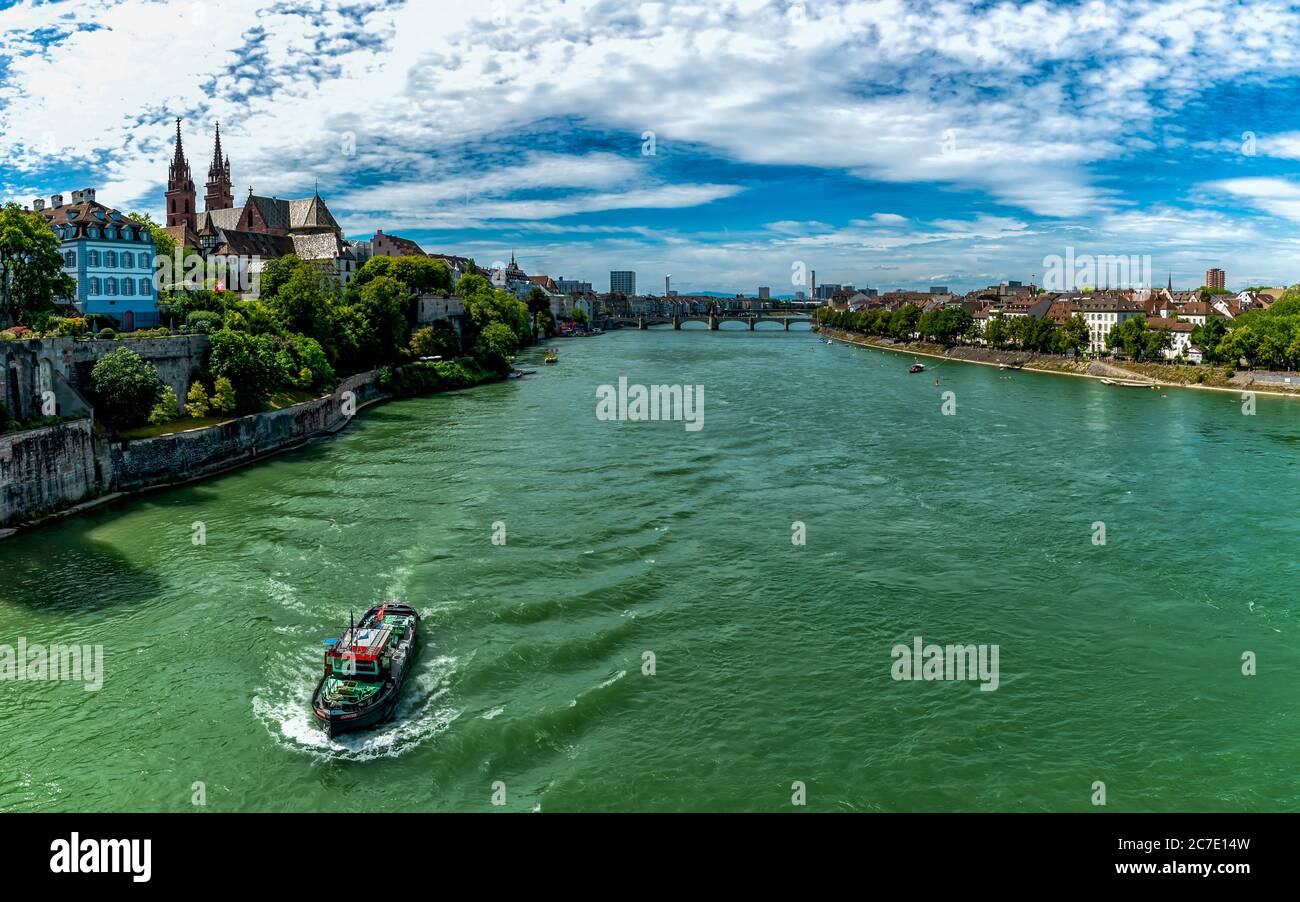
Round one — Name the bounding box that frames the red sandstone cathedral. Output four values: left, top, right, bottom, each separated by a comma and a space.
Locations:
164, 119, 357, 281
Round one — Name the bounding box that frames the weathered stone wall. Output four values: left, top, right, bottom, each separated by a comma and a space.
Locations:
0, 371, 382, 528
107, 371, 382, 490
0, 419, 98, 526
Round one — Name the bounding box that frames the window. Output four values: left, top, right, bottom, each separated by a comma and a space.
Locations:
121, 251, 133, 268
88, 250, 100, 266
64, 251, 76, 268
105, 277, 117, 296
88, 227, 100, 239
106, 251, 117, 268
89, 277, 101, 295
139, 278, 151, 296
122, 279, 134, 296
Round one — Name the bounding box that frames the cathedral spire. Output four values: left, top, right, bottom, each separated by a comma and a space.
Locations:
204, 120, 234, 211
166, 118, 196, 229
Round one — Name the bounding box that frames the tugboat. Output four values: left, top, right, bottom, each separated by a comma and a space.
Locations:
312, 602, 419, 737
543, 348, 558, 364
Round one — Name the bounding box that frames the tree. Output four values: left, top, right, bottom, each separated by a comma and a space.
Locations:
410, 322, 460, 359
473, 321, 519, 373
89, 347, 164, 429
1057, 314, 1089, 356
208, 330, 284, 412
149, 386, 178, 425
0, 202, 75, 327
354, 275, 411, 364
211, 377, 237, 414
1106, 315, 1152, 359
186, 381, 210, 418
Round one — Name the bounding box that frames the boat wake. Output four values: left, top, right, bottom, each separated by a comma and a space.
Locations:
252, 653, 461, 761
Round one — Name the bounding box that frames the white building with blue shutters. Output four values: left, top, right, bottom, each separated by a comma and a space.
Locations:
34, 188, 159, 330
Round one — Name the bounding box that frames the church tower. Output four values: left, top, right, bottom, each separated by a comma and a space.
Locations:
204, 122, 234, 211
165, 118, 196, 229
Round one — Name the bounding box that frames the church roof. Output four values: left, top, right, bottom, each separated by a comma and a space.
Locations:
212, 230, 294, 258
292, 232, 354, 262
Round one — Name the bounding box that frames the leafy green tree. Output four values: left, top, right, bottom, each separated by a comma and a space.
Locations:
0, 202, 76, 327
211, 376, 237, 414
208, 329, 284, 412
266, 262, 335, 347
149, 386, 178, 425
354, 275, 411, 365
89, 347, 164, 429
473, 321, 519, 373
1057, 314, 1089, 356
1190, 317, 1227, 362
410, 322, 460, 359
186, 381, 210, 418
1106, 315, 1152, 359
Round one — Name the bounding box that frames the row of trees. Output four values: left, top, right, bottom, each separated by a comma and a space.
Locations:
815, 303, 1094, 356
1190, 292, 1300, 369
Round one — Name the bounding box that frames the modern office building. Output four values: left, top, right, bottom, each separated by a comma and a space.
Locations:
610, 270, 636, 295
758, 286, 770, 299
1205, 268, 1225, 290
34, 189, 159, 329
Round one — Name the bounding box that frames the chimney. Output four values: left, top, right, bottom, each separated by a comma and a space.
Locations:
51, 194, 63, 207
32, 198, 45, 211
83, 188, 96, 203
70, 190, 83, 204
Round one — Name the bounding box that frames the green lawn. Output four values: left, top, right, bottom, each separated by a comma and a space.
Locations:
119, 414, 238, 440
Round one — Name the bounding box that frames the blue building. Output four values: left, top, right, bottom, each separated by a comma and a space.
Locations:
34, 188, 159, 330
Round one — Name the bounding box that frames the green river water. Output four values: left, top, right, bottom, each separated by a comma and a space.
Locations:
1, 326, 1298, 812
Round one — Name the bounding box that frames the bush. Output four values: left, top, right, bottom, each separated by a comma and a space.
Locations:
148, 386, 178, 425
89, 347, 164, 429
97, 328, 117, 340
0, 331, 15, 341
377, 359, 493, 397
185, 310, 223, 333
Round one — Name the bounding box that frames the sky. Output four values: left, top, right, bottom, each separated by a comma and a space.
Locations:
4, 0, 1300, 295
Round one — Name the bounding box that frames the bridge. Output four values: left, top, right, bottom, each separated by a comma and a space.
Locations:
610, 311, 815, 331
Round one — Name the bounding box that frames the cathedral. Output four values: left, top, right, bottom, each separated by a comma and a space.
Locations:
163, 120, 360, 286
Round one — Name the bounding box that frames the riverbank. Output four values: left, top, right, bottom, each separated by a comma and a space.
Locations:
821, 329, 1300, 400
0, 360, 508, 539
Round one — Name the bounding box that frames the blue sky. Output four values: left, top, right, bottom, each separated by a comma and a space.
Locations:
4, 0, 1300, 294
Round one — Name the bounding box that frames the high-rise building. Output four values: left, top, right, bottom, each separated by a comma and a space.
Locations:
1205, 268, 1225, 290
610, 270, 636, 295
758, 286, 770, 300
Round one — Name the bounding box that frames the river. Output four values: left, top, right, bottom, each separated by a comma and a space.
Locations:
1, 325, 1298, 811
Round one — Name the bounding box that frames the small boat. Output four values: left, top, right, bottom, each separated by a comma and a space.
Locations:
908, 363, 926, 373
312, 602, 419, 737
1099, 378, 1148, 387
544, 348, 558, 364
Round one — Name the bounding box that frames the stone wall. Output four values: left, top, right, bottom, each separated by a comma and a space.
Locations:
107, 370, 382, 490
0, 419, 98, 526
0, 370, 382, 528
